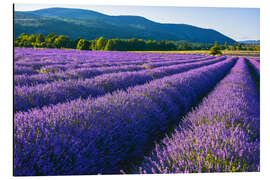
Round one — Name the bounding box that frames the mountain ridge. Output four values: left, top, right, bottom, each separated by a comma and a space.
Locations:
238, 40, 260, 44
14, 7, 237, 44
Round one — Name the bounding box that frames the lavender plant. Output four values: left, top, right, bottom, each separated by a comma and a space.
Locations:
14, 56, 227, 112
246, 58, 260, 80
14, 56, 213, 87
14, 57, 235, 175
135, 57, 259, 173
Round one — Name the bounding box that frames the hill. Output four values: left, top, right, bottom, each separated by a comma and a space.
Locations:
14, 7, 237, 44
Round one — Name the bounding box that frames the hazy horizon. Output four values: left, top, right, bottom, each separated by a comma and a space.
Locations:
14, 4, 260, 41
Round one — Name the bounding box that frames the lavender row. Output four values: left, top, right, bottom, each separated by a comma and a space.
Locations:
136, 58, 259, 173
14, 64, 149, 86
14, 64, 142, 81
14, 57, 227, 112
15, 55, 212, 76
250, 57, 260, 63
15, 55, 204, 70
14, 58, 236, 175
74, 56, 214, 71
246, 58, 260, 80
14, 66, 39, 75
15, 48, 206, 66
14, 56, 218, 87
14, 49, 208, 73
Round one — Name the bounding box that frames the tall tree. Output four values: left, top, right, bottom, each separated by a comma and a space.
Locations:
76, 39, 91, 50
182, 42, 191, 50
210, 41, 222, 55
96, 37, 108, 50
224, 41, 228, 50
214, 41, 219, 47
104, 39, 117, 51
53, 35, 71, 48
35, 34, 45, 43
236, 43, 242, 51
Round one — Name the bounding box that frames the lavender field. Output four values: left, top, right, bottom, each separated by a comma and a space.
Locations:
13, 48, 260, 175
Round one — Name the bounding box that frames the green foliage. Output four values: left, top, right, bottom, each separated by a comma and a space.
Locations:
255, 45, 260, 51
35, 34, 45, 43
101, 38, 177, 51
236, 43, 243, 51
229, 46, 236, 51
224, 41, 228, 50
104, 40, 113, 51
15, 33, 178, 51
210, 46, 222, 55
76, 39, 91, 50
209, 42, 222, 55
14, 32, 259, 52
95, 37, 108, 50
181, 42, 192, 50
53, 35, 71, 48
176, 41, 212, 50
15, 33, 77, 49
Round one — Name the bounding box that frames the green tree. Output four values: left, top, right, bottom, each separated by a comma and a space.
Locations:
35, 34, 45, 43
182, 42, 191, 50
236, 43, 243, 51
255, 45, 260, 51
76, 39, 91, 50
96, 37, 108, 50
224, 41, 228, 50
229, 45, 235, 51
214, 41, 219, 47
209, 41, 222, 55
45, 33, 58, 48
104, 39, 113, 51
210, 46, 222, 55
34, 34, 46, 48
146, 40, 158, 50
53, 35, 71, 48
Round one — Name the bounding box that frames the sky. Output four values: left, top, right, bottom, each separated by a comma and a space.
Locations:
15, 4, 260, 41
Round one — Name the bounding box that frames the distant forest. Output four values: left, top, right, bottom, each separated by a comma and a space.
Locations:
14, 33, 260, 51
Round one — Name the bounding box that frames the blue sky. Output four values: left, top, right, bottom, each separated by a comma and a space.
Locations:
15, 4, 260, 41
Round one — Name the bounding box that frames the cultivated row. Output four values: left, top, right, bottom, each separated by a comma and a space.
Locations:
14, 56, 215, 86
15, 54, 206, 70
14, 56, 227, 112
136, 58, 259, 173
14, 58, 236, 175
246, 58, 260, 80
15, 48, 206, 66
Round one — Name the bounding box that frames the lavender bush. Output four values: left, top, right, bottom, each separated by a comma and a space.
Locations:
246, 58, 260, 80
14, 56, 213, 87
14, 56, 227, 112
14, 54, 235, 175
135, 57, 259, 173
14, 48, 259, 176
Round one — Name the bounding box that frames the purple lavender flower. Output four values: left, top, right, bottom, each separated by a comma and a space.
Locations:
136, 57, 259, 173
14, 51, 235, 175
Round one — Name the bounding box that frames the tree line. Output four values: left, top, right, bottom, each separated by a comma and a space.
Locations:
14, 33, 260, 51
14, 33, 178, 51
209, 41, 260, 55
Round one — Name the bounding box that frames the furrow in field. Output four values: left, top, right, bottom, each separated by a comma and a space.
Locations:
14, 56, 227, 112
135, 57, 259, 173
15, 54, 206, 71
14, 66, 39, 75
246, 57, 260, 80
14, 56, 217, 87
14, 58, 236, 175
15, 48, 206, 67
